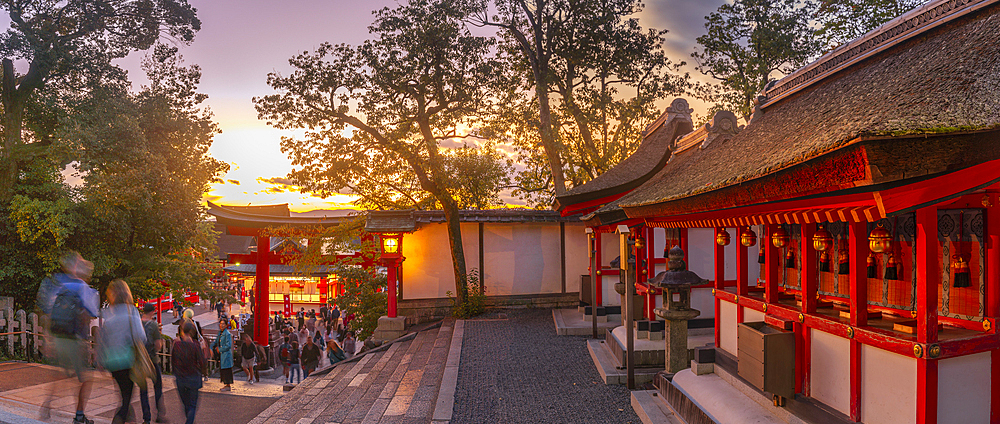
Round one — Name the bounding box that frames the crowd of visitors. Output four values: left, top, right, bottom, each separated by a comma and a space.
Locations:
33, 251, 361, 423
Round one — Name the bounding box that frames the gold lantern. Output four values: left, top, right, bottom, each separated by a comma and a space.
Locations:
716, 229, 731, 246
812, 225, 833, 252
740, 228, 757, 247
771, 226, 790, 249
868, 224, 892, 253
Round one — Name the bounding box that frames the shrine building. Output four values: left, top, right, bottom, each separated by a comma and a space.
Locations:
590, 0, 1000, 422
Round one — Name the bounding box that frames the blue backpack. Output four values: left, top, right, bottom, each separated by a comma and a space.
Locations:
50, 286, 84, 337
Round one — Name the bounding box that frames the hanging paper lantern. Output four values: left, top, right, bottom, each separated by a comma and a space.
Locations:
868, 224, 892, 253
716, 229, 731, 246
813, 225, 833, 252
741, 228, 757, 247
771, 226, 790, 249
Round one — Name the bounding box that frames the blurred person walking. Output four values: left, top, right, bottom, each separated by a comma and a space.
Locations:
172, 322, 206, 424
343, 332, 356, 359
301, 337, 321, 378
139, 303, 167, 424
278, 336, 292, 383
99, 279, 148, 424
37, 252, 99, 424
210, 319, 233, 391
326, 338, 346, 366
239, 333, 256, 384
288, 341, 302, 384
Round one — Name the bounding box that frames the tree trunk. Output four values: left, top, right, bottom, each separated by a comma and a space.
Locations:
440, 196, 468, 304
534, 64, 566, 197
0, 59, 22, 203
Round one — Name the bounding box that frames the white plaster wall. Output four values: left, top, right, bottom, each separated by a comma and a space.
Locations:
719, 300, 738, 355
565, 223, 589, 294
482, 223, 563, 296
600, 233, 621, 268
743, 308, 765, 324
938, 352, 991, 424
811, 329, 851, 416
688, 228, 716, 280
402, 223, 478, 300
403, 221, 579, 299
601, 274, 621, 306
691, 287, 715, 319
861, 345, 916, 424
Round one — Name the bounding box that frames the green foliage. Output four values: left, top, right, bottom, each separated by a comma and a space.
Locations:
444, 143, 513, 209
815, 0, 926, 49
335, 266, 388, 342
255, 0, 502, 303
473, 0, 688, 204
692, 0, 823, 119
448, 269, 486, 318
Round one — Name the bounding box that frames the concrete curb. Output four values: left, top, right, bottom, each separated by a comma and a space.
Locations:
431, 319, 464, 423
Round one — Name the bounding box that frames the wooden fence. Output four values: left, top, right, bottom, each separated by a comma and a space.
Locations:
0, 298, 220, 375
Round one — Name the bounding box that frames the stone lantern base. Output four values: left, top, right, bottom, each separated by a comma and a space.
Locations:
655, 307, 700, 373
373, 315, 407, 342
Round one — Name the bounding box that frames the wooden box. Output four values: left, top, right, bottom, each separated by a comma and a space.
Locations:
738, 321, 795, 398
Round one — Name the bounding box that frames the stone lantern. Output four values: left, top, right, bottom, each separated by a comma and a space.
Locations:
650, 246, 704, 373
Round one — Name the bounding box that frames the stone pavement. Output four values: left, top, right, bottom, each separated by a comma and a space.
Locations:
453, 309, 642, 423
249, 320, 455, 424
0, 361, 280, 424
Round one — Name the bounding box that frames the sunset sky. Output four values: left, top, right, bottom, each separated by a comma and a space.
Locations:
119, 0, 726, 212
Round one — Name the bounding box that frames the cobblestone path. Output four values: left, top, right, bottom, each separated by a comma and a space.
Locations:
453, 309, 641, 423
250, 321, 453, 424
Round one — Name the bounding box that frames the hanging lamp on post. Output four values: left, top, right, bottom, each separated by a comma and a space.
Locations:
771, 225, 790, 249
740, 227, 757, 247
716, 229, 731, 246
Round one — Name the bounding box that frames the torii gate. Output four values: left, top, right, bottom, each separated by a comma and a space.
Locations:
207, 202, 353, 346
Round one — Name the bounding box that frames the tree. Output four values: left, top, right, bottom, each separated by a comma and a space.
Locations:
255, 0, 503, 304
444, 142, 513, 210
0, 0, 201, 203
815, 0, 925, 49
472, 0, 687, 205
691, 0, 822, 119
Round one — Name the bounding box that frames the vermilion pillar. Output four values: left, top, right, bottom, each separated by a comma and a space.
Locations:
848, 221, 867, 422
254, 235, 270, 346
765, 224, 780, 304
736, 226, 748, 324
916, 206, 939, 424
595, 231, 603, 306
386, 258, 399, 318
799, 224, 817, 396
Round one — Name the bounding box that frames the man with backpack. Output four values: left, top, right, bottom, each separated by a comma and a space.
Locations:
278, 336, 292, 384
38, 252, 100, 424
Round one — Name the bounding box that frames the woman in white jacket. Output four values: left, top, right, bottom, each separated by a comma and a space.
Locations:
100, 279, 146, 424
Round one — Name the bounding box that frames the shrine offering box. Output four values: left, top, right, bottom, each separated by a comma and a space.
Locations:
738, 321, 795, 399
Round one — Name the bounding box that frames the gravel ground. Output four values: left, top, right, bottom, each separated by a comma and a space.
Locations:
453, 309, 642, 424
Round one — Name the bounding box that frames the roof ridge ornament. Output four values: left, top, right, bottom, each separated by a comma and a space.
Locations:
642, 98, 693, 137
700, 110, 742, 150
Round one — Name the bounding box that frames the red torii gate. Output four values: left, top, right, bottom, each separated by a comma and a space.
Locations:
207, 202, 352, 346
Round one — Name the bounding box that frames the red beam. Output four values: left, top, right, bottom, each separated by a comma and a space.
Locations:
874, 158, 1000, 216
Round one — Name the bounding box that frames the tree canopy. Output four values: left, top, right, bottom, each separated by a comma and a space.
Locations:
473, 0, 687, 205
256, 0, 505, 302
691, 0, 822, 120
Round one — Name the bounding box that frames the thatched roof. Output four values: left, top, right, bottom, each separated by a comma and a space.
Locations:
619, 0, 1000, 213
552, 99, 694, 211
